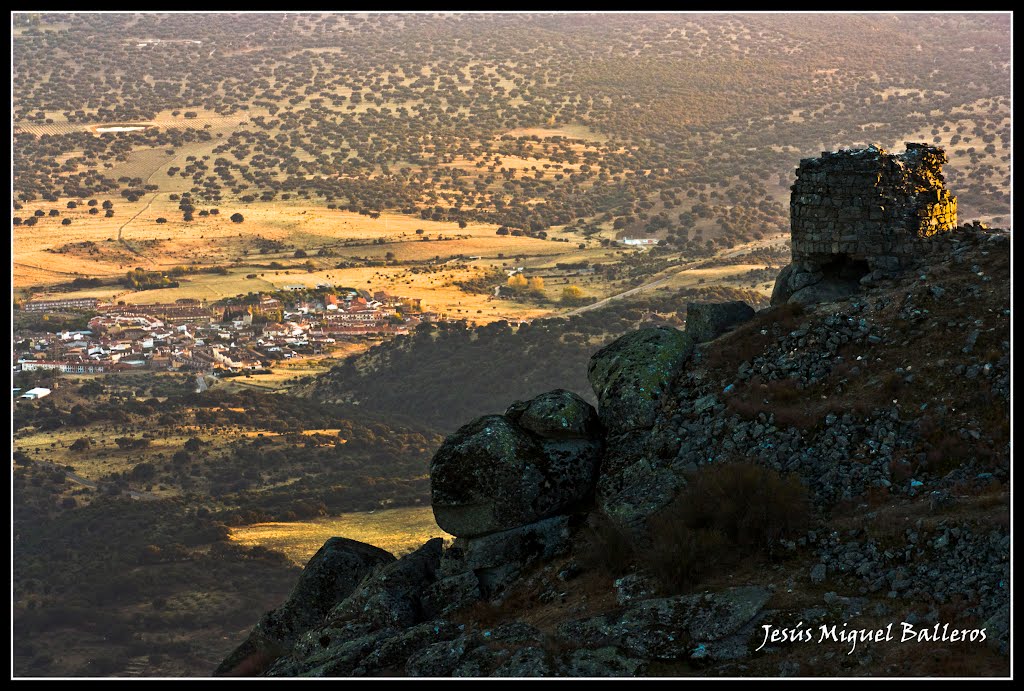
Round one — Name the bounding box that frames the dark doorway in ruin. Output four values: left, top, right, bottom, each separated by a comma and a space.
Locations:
819, 254, 870, 284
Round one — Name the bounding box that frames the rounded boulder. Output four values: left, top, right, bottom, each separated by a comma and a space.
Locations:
431, 414, 594, 538
504, 388, 601, 440
587, 327, 694, 434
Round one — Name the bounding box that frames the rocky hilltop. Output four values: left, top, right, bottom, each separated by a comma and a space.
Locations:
217, 148, 1010, 677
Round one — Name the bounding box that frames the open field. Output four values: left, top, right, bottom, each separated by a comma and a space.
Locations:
217, 349, 368, 393
15, 199, 590, 266
658, 263, 777, 294
15, 184, 785, 321
15, 14, 1009, 268
14, 426, 187, 478
15, 201, 536, 279
228, 506, 450, 565
15, 198, 598, 321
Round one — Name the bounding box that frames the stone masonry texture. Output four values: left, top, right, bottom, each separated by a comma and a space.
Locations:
789, 142, 957, 271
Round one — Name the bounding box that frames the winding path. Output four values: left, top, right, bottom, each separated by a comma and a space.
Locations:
115, 194, 158, 259
563, 272, 677, 316
13, 261, 85, 277
116, 151, 186, 260
562, 233, 790, 317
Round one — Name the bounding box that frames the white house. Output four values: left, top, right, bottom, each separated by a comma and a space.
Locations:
20, 387, 51, 400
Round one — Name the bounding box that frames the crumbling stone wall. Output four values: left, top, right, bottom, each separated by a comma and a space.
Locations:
773, 143, 958, 305
791, 142, 957, 265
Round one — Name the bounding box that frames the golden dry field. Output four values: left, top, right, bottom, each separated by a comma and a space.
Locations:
217, 348, 368, 393
228, 506, 451, 565
14, 197, 604, 322
16, 183, 787, 320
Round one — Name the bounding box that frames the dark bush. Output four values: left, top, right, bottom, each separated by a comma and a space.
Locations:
641, 462, 809, 593
577, 512, 638, 576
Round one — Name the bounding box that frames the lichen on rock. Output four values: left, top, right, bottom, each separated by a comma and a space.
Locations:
431, 390, 603, 539
587, 326, 695, 435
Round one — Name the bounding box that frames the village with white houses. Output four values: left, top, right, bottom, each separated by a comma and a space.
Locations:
14, 286, 445, 383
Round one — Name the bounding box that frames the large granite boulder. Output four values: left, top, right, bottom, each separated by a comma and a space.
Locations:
685, 301, 755, 344
439, 515, 572, 599
505, 389, 602, 440
771, 260, 860, 306
214, 538, 395, 676
431, 391, 602, 539
587, 327, 694, 435
327, 538, 444, 630
770, 263, 796, 306
587, 329, 694, 534
597, 454, 682, 535
431, 415, 549, 538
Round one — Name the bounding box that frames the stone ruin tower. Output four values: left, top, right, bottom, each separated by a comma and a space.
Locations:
772, 142, 957, 305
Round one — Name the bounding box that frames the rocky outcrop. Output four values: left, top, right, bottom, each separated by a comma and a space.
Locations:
596, 452, 681, 536
783, 261, 864, 306
422, 389, 601, 632
559, 587, 771, 661
769, 263, 796, 305
326, 538, 444, 630
261, 539, 452, 677
586, 327, 696, 532
437, 515, 572, 600
685, 301, 755, 344
771, 259, 863, 306
217, 158, 1009, 678
430, 390, 602, 539
587, 327, 694, 435
430, 414, 548, 538
253, 578, 773, 677
215, 538, 395, 676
